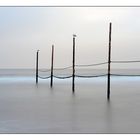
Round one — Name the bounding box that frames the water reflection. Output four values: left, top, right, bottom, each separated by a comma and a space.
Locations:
105, 99, 113, 133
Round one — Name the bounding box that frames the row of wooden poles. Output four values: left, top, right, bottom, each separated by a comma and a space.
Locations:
36, 22, 112, 100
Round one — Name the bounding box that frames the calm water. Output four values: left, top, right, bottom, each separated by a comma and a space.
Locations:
0, 69, 140, 133
0, 69, 140, 76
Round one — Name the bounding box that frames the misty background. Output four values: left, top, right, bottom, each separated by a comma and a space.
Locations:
0, 7, 140, 69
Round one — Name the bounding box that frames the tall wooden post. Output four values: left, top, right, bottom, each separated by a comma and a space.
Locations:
72, 34, 76, 92
107, 23, 112, 100
50, 45, 54, 88
36, 50, 39, 84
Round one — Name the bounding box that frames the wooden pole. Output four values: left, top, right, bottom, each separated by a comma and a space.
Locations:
72, 34, 76, 92
107, 23, 112, 100
36, 50, 39, 84
50, 45, 54, 88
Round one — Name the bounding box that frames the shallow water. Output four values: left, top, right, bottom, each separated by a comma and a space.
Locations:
0, 70, 140, 133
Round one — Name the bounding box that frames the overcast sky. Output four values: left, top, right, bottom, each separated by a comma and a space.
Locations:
0, 7, 140, 69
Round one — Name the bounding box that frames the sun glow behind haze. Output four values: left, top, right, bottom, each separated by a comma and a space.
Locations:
0, 7, 139, 69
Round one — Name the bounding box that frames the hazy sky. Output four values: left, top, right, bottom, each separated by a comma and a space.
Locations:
0, 7, 140, 69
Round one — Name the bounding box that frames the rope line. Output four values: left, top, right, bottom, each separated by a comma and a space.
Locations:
75, 74, 107, 78
38, 73, 140, 79
39, 69, 50, 72
111, 74, 140, 77
38, 75, 51, 79
38, 60, 140, 73
37, 59, 140, 79
54, 66, 72, 70
112, 60, 140, 63
53, 75, 72, 79
76, 62, 108, 67
39, 66, 72, 72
